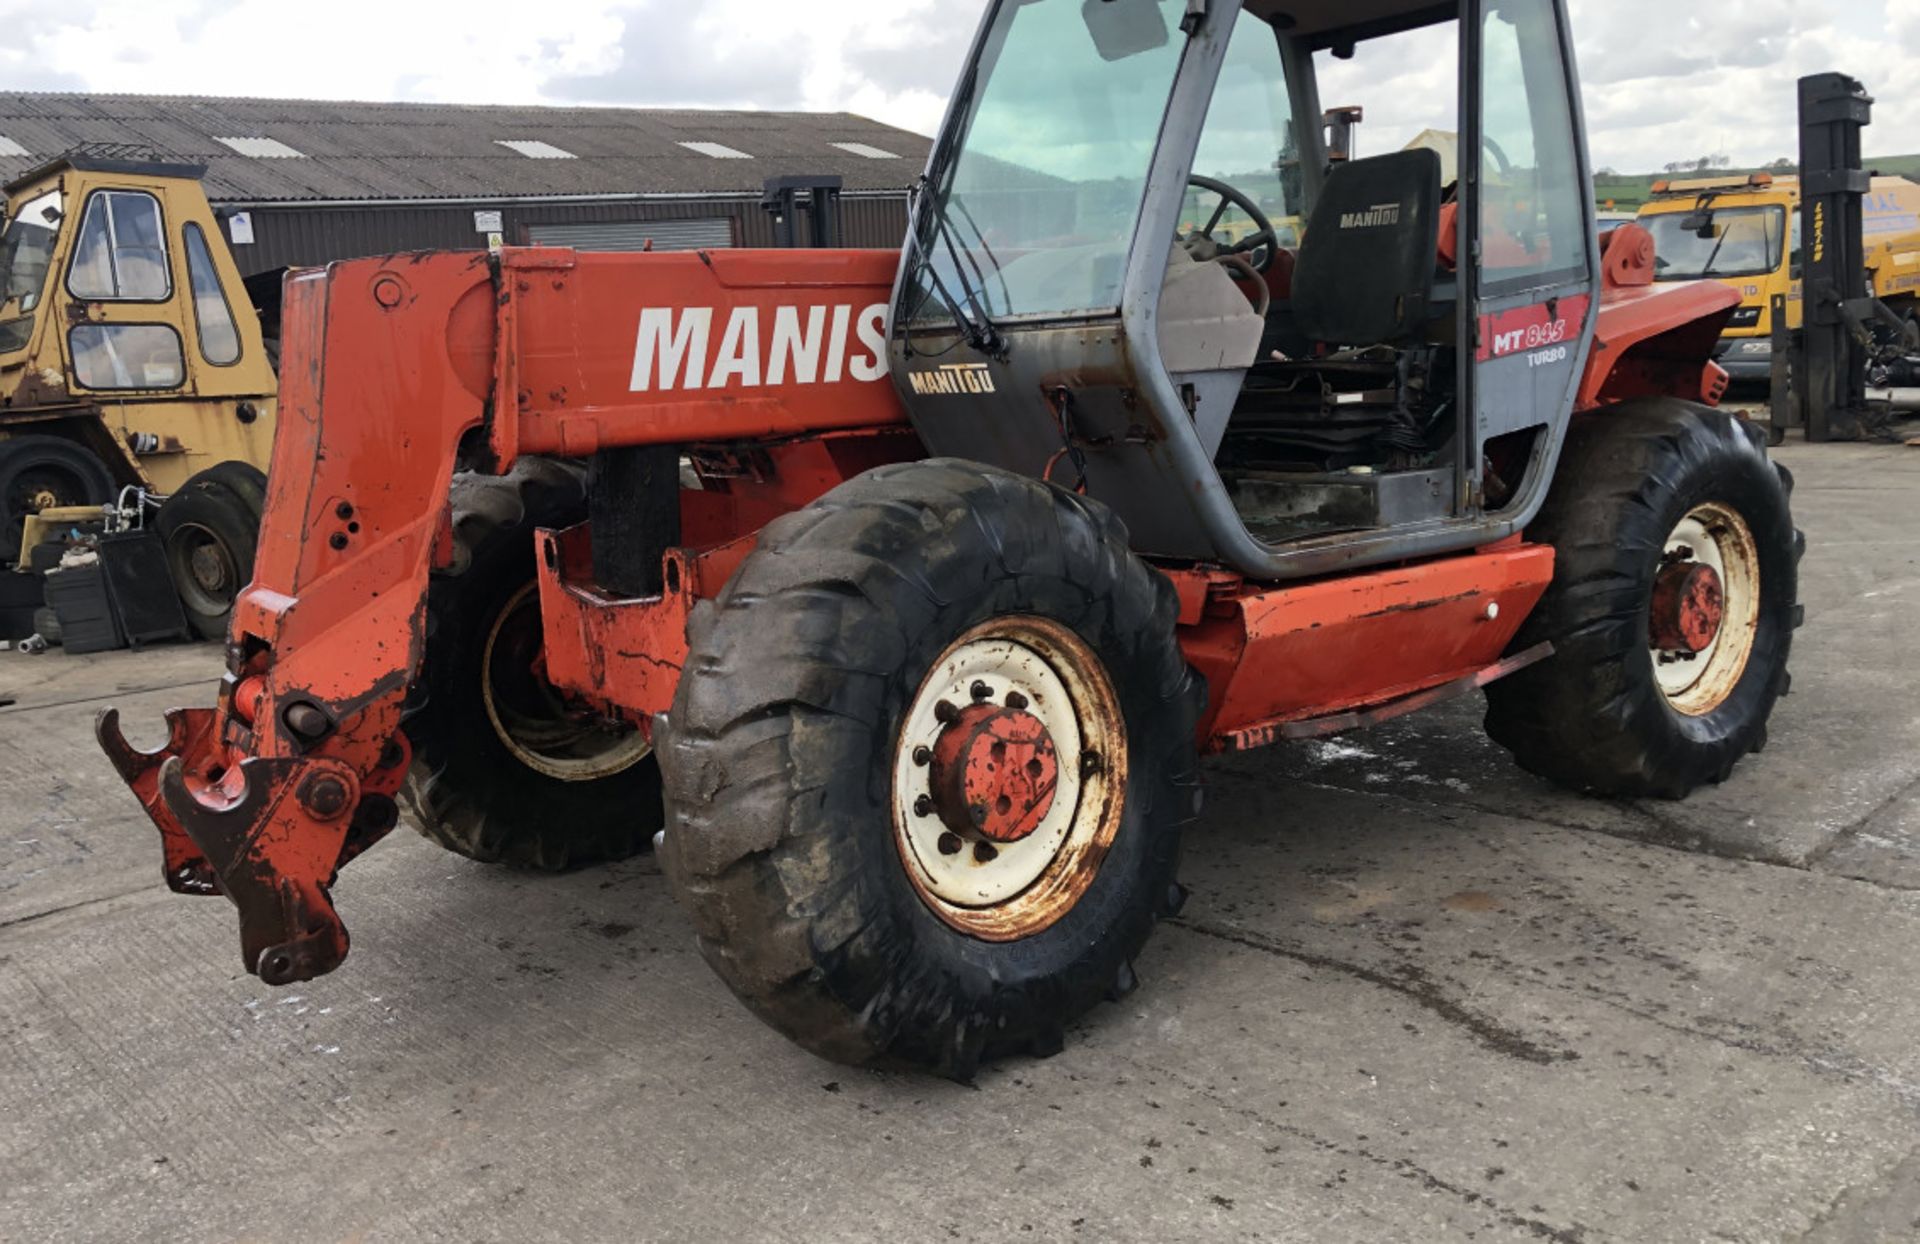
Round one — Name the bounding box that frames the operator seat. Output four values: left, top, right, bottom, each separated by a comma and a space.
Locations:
1267, 149, 1444, 356
1292, 148, 1444, 344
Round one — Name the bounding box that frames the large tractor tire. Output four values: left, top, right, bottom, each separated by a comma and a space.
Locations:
1486, 401, 1802, 799
400, 457, 662, 870
156, 462, 268, 640
0, 435, 116, 555
659, 461, 1203, 1078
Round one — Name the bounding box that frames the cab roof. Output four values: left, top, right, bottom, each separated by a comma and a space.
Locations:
1249, 0, 1455, 47
4, 153, 208, 198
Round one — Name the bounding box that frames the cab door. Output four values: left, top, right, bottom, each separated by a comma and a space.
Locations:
1465, 0, 1596, 515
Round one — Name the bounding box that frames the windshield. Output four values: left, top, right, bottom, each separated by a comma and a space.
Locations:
1645, 204, 1786, 281
0, 189, 62, 355
902, 0, 1188, 325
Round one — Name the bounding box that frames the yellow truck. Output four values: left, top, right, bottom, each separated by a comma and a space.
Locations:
1637, 171, 1920, 383
0, 152, 277, 637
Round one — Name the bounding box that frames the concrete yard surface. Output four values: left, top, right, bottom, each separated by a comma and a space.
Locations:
2, 435, 1917, 1242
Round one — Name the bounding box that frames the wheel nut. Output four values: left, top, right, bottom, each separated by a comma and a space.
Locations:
1005, 690, 1029, 710
937, 832, 963, 856
934, 701, 960, 724
912, 746, 932, 767
914, 795, 934, 818
970, 680, 994, 702
973, 841, 998, 863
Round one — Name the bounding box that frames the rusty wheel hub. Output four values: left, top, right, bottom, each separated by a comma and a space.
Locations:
1651, 502, 1761, 717
926, 701, 1061, 844
892, 617, 1126, 942
1649, 561, 1724, 653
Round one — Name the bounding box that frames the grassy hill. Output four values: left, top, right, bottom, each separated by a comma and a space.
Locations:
1595, 155, 1920, 212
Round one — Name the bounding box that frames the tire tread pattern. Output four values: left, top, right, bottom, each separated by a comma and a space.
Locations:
1485, 402, 1802, 798
659, 460, 1202, 1077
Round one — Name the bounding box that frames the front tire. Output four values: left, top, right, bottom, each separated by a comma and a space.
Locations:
659, 461, 1202, 1078
1485, 402, 1802, 798
400, 458, 662, 870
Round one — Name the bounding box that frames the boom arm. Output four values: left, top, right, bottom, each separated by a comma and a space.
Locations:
100, 246, 906, 983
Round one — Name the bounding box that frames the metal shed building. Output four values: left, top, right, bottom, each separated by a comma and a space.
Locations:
0, 94, 931, 274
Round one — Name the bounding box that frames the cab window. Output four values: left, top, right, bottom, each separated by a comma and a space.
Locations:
1189, 11, 1301, 248
183, 223, 242, 365
1479, 0, 1587, 288
69, 324, 186, 390
903, 0, 1187, 322
68, 191, 171, 302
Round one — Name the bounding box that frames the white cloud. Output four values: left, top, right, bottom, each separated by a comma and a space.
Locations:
0, 0, 1911, 174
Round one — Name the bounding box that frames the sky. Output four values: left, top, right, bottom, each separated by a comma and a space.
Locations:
2, 0, 1918, 175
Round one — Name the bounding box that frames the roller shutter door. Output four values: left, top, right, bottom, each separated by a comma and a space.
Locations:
524, 218, 737, 252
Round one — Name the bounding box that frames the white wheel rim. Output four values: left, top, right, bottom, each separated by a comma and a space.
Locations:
481, 583, 654, 781
891, 617, 1126, 943
1652, 502, 1761, 717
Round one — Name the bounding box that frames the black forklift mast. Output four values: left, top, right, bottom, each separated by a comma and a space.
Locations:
1773, 73, 1917, 442
761, 175, 845, 249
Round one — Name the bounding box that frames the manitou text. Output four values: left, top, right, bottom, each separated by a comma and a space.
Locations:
630, 304, 890, 392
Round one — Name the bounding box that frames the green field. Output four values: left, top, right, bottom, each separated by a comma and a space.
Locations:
1595, 154, 1920, 212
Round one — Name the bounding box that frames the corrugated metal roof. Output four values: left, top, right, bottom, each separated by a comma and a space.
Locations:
0, 94, 931, 202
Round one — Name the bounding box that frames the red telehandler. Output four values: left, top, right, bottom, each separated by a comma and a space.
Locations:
101, 0, 1801, 1077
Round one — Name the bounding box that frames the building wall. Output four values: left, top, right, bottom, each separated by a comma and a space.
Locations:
220, 193, 910, 276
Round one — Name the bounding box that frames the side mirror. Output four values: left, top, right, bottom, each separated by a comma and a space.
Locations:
1082, 0, 1171, 62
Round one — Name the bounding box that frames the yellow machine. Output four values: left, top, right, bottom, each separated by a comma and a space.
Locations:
1637, 171, 1920, 381
0, 152, 277, 636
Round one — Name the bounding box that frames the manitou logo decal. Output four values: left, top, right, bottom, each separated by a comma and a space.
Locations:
1340, 202, 1403, 229
907, 363, 997, 396
630, 303, 889, 392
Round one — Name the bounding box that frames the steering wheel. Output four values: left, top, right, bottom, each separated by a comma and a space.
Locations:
1481, 134, 1514, 178
1182, 175, 1280, 275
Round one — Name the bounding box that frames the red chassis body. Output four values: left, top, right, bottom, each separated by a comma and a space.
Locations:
100, 227, 1739, 985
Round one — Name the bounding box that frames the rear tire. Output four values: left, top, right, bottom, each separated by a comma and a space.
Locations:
156, 464, 267, 641
1485, 401, 1802, 798
400, 458, 662, 871
0, 435, 116, 556
659, 460, 1203, 1078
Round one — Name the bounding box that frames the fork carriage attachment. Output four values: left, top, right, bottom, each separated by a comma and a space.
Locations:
96, 246, 1560, 985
